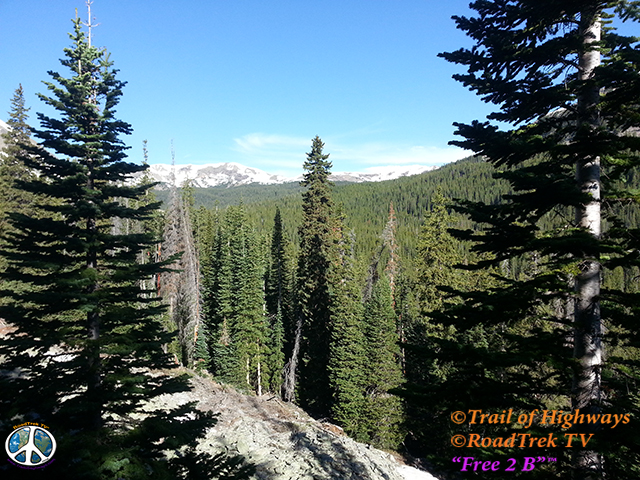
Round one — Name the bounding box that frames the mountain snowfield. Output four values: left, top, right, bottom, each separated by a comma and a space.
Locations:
138, 162, 438, 188
0, 121, 439, 187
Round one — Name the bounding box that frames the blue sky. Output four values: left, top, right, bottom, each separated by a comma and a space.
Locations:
1, 0, 493, 177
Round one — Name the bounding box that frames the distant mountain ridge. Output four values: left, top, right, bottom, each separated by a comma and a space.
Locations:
141, 162, 288, 188
138, 162, 438, 188
0, 124, 440, 187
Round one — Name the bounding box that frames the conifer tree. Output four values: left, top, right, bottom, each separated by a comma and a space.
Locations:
231, 209, 269, 395
0, 85, 35, 247
382, 202, 399, 301
0, 85, 37, 316
264, 207, 294, 394
296, 136, 337, 415
327, 213, 367, 438
206, 220, 239, 383
361, 276, 405, 449
415, 191, 464, 314
294, 138, 370, 429
266, 307, 286, 394
418, 2, 640, 478
136, 140, 164, 297
357, 208, 406, 448
206, 205, 268, 394
0, 16, 251, 479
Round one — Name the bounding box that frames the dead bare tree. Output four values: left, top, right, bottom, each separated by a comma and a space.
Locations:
159, 150, 201, 366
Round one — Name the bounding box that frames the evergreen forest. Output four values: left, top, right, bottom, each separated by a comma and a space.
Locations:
1, 2, 640, 480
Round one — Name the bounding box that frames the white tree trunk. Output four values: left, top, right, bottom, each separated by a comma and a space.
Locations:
573, 9, 603, 480
257, 356, 262, 397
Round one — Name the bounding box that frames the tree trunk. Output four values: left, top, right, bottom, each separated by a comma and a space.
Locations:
257, 356, 262, 397
573, 8, 603, 480
86, 197, 102, 429
282, 314, 302, 402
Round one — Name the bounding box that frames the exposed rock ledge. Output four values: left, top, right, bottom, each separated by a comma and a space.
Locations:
148, 369, 438, 480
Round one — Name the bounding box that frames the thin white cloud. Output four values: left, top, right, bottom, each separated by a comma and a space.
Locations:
233, 133, 309, 153
231, 132, 471, 177
232, 133, 311, 176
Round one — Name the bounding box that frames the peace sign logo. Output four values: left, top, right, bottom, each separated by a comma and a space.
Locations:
5, 426, 56, 468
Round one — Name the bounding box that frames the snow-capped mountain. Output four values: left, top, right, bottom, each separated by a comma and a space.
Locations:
138, 162, 437, 188
139, 162, 289, 188
328, 165, 437, 183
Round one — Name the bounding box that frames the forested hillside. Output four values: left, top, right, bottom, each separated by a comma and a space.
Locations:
1, 2, 640, 480
156, 155, 510, 264
161, 133, 640, 477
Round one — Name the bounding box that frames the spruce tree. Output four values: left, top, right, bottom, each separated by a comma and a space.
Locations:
294, 138, 369, 430
415, 2, 640, 478
327, 212, 367, 438
0, 85, 35, 248
206, 220, 239, 384
136, 140, 164, 300
415, 191, 464, 314
0, 16, 251, 479
206, 205, 268, 394
361, 276, 405, 449
296, 136, 337, 415
264, 207, 294, 395
0, 85, 37, 315
231, 209, 268, 395
382, 202, 399, 301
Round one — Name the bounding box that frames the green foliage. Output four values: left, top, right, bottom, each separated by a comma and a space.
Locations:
361, 276, 405, 449
177, 156, 510, 283
204, 204, 269, 394
415, 190, 466, 314
0, 84, 35, 247
297, 136, 339, 415
264, 207, 294, 394
193, 320, 211, 371
0, 85, 39, 313
266, 308, 286, 394
0, 18, 251, 479
402, 2, 640, 478
327, 216, 367, 439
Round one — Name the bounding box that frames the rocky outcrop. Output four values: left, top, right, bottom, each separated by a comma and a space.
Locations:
149, 370, 436, 480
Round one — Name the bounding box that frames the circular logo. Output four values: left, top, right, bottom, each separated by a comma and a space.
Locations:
451, 434, 467, 447
5, 425, 56, 468
451, 411, 467, 424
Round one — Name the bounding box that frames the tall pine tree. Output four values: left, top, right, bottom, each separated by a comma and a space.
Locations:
415, 191, 464, 314
361, 276, 404, 449
0, 16, 251, 480
296, 136, 338, 415
0, 85, 35, 250
264, 207, 294, 395
206, 204, 269, 394
414, 2, 640, 478
327, 211, 367, 438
